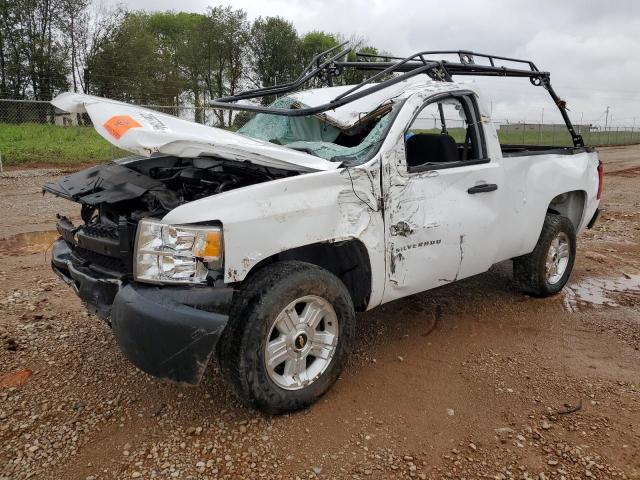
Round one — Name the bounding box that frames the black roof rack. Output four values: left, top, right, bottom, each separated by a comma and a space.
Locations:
210, 46, 584, 147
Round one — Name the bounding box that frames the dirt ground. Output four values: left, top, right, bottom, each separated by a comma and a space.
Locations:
1, 146, 639, 480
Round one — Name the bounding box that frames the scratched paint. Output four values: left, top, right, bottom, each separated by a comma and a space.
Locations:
53, 81, 600, 312
378, 84, 599, 304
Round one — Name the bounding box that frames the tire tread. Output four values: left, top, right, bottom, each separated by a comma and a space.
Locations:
513, 214, 576, 297
217, 261, 354, 414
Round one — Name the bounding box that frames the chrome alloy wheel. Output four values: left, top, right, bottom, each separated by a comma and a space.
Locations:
264, 295, 339, 391
545, 231, 570, 284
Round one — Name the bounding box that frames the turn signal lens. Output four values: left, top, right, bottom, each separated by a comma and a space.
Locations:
194, 231, 222, 260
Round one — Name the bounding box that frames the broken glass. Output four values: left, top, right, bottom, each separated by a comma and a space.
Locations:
238, 96, 394, 166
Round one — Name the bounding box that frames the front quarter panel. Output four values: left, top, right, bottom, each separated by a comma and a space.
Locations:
161, 164, 386, 307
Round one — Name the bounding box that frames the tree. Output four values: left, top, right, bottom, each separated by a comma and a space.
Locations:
85, 7, 250, 126
337, 35, 386, 86
87, 12, 184, 105
220, 8, 249, 125
0, 0, 69, 101
201, 6, 250, 126
299, 30, 339, 67
176, 13, 208, 123
0, 0, 388, 128
76, 4, 124, 94
298, 30, 339, 88
59, 0, 88, 92
249, 16, 300, 104
0, 0, 25, 99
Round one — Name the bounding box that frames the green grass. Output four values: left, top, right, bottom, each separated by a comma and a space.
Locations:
0, 123, 127, 167
497, 129, 572, 147
1, 123, 639, 167
498, 129, 640, 147
412, 126, 640, 148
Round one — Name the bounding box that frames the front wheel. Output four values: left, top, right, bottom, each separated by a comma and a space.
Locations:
513, 214, 576, 297
217, 261, 355, 414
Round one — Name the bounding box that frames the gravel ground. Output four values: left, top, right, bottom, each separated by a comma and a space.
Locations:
1, 146, 639, 480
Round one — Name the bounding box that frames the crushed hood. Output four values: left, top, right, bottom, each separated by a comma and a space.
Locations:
51, 93, 339, 172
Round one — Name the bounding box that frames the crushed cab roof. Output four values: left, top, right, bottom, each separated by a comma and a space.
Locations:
288, 78, 457, 129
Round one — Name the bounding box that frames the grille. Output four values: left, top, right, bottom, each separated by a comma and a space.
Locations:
57, 214, 134, 276
71, 246, 128, 274
82, 222, 119, 240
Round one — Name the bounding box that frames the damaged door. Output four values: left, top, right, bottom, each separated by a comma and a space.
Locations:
382, 92, 504, 301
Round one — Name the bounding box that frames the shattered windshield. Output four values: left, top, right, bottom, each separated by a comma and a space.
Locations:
237, 96, 394, 166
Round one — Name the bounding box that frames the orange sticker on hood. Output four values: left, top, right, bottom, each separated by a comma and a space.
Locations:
103, 115, 142, 140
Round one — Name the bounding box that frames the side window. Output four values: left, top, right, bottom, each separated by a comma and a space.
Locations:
404, 95, 483, 171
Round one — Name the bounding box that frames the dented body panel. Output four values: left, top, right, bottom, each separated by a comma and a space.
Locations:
46, 77, 601, 384
161, 162, 388, 306
375, 85, 600, 302
51, 93, 339, 172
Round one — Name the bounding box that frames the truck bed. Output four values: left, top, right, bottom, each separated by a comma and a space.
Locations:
501, 145, 596, 157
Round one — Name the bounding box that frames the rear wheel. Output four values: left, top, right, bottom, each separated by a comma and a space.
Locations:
513, 214, 576, 297
217, 261, 355, 414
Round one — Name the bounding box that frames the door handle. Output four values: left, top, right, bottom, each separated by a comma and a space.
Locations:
467, 183, 498, 194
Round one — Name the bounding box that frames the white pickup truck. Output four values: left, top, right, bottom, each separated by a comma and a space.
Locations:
45, 48, 602, 413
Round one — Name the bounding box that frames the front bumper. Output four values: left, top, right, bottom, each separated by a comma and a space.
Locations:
51, 239, 233, 384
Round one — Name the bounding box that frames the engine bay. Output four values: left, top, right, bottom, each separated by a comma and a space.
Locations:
42, 154, 298, 277
44, 154, 297, 221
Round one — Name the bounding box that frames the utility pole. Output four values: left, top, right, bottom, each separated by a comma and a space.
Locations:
604, 106, 610, 130
579, 112, 584, 134
538, 108, 544, 145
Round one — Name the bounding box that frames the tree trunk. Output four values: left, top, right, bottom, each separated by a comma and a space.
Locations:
70, 13, 77, 92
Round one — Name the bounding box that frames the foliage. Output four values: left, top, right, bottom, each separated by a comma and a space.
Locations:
249, 16, 300, 104
0, 0, 73, 99
0, 1, 386, 126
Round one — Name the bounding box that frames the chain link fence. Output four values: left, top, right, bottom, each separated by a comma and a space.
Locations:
491, 121, 640, 148
0, 99, 234, 128
1, 98, 638, 168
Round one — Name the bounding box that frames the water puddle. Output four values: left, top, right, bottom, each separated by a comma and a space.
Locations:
562, 274, 640, 312
0, 230, 59, 256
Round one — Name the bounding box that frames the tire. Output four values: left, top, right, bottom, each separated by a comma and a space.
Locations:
513, 214, 576, 297
217, 261, 355, 414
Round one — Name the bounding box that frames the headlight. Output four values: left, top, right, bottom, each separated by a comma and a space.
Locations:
134, 219, 223, 284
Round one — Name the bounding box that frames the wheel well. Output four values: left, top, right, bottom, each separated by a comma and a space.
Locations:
547, 190, 586, 231
244, 240, 372, 311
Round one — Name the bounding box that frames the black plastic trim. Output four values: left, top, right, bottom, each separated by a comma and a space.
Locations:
408, 158, 490, 173
111, 284, 229, 384
51, 239, 121, 320
501, 145, 596, 158
51, 239, 234, 385
587, 208, 601, 229
468, 183, 498, 194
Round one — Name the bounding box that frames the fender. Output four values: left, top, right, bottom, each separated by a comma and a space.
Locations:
162, 160, 387, 309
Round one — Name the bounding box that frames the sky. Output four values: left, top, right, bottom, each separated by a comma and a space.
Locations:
102, 0, 639, 127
